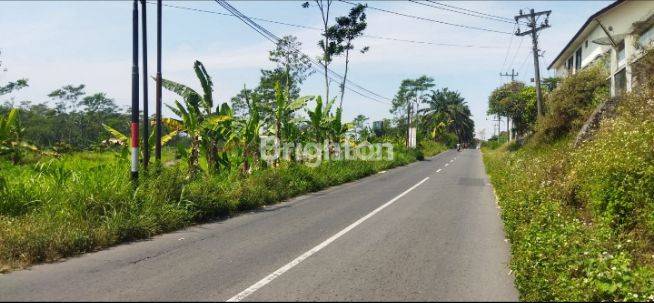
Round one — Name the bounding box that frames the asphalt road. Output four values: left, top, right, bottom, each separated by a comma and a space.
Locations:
0, 149, 518, 301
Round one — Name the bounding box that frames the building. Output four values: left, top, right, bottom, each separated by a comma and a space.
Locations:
548, 0, 654, 96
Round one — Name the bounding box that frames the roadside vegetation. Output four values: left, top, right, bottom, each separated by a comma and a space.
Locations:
483, 50, 654, 300
0, 2, 470, 271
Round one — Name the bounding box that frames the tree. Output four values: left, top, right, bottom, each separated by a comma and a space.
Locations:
306, 96, 334, 142
80, 93, 118, 114
328, 3, 369, 108
162, 60, 234, 174
0, 108, 38, 163
267, 35, 314, 98
390, 76, 435, 146
0, 79, 28, 97
488, 82, 537, 137
421, 88, 475, 144
302, 0, 337, 102
48, 84, 85, 113
351, 114, 368, 139
271, 82, 310, 145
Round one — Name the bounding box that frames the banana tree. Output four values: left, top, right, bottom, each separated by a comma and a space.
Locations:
165, 99, 232, 175
235, 96, 262, 173
271, 82, 311, 145
0, 108, 38, 164
306, 96, 336, 143
102, 122, 179, 160
162, 60, 233, 173
327, 107, 350, 143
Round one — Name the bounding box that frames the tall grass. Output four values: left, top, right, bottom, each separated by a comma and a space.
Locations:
0, 146, 431, 272
482, 88, 654, 301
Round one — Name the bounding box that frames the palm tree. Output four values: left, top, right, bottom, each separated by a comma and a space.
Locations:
420, 88, 475, 144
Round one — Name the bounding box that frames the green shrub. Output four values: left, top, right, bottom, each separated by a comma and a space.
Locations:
418, 140, 447, 157
483, 88, 654, 301
536, 64, 609, 142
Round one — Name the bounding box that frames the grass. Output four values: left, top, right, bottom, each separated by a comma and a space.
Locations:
0, 144, 444, 272
482, 90, 654, 301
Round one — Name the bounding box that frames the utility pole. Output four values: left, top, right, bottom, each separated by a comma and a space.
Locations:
141, 0, 149, 169
155, 0, 163, 163
499, 69, 518, 141
515, 9, 550, 118
406, 101, 411, 148
131, 0, 140, 181
499, 68, 518, 82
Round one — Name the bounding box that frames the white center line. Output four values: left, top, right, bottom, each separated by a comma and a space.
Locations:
449, 159, 454, 163
226, 177, 431, 302
444, 163, 449, 167
436, 169, 442, 173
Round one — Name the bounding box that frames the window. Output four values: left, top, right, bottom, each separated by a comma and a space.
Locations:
639, 25, 654, 48
614, 68, 627, 96
566, 56, 574, 73
617, 41, 626, 67
575, 48, 582, 71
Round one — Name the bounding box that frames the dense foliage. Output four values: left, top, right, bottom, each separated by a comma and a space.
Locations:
483, 51, 654, 301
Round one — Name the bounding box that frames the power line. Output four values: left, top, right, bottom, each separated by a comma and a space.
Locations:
149, 1, 504, 50
426, 0, 514, 22
214, 0, 392, 105
339, 0, 513, 35
409, 0, 515, 24
500, 23, 516, 71
506, 36, 524, 72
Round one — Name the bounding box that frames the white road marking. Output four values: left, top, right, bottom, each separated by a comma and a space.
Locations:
378, 170, 387, 174
449, 159, 454, 163
444, 163, 449, 167
226, 177, 431, 302
436, 169, 442, 173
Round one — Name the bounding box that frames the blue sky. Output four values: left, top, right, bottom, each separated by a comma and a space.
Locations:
0, 0, 612, 138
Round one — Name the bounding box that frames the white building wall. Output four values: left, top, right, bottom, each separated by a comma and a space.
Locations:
550, 1, 654, 96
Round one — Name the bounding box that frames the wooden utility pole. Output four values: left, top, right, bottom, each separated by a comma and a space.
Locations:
155, 0, 163, 163
515, 9, 550, 117
131, 0, 140, 181
141, 0, 149, 168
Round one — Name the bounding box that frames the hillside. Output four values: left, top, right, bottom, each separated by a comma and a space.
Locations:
483, 52, 654, 300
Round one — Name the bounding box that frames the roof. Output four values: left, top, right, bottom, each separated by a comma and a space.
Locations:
548, 0, 625, 70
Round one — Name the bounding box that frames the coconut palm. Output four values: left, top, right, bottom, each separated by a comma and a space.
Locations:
420, 88, 475, 144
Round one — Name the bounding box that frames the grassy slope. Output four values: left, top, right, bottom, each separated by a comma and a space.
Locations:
0, 143, 446, 272
483, 93, 654, 301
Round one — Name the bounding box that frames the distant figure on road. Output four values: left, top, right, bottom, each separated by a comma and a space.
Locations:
456, 143, 461, 152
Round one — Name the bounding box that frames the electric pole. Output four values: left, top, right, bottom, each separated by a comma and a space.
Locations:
155, 0, 163, 163
515, 9, 550, 117
499, 69, 518, 141
131, 0, 140, 181
406, 101, 411, 148
141, 0, 149, 169
499, 68, 518, 82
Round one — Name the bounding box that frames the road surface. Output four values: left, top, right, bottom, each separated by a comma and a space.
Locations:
0, 149, 518, 301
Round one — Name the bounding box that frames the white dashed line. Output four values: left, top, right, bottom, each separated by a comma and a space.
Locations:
436, 169, 442, 173
226, 177, 431, 302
